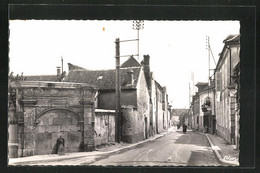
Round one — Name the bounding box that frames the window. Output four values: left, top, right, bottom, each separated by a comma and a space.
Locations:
216, 72, 222, 91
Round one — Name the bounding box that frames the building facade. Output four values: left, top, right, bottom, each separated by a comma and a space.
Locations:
198, 85, 215, 134
214, 34, 240, 146
64, 56, 150, 143
8, 80, 97, 158
141, 55, 170, 135
191, 93, 200, 131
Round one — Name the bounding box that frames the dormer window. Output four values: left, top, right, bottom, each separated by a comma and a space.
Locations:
97, 76, 103, 80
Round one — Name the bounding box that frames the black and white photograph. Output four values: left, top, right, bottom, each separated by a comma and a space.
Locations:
4, 3, 256, 170
8, 19, 241, 166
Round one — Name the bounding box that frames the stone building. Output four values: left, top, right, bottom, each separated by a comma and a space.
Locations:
155, 81, 166, 133
64, 55, 171, 143
141, 55, 170, 136
196, 82, 216, 133
8, 80, 97, 158
214, 34, 240, 146
190, 92, 200, 130
63, 56, 150, 143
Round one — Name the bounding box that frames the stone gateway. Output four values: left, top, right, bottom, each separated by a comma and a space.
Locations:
8, 81, 97, 158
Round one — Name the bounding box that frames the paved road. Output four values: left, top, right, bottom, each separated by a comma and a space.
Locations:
90, 129, 221, 166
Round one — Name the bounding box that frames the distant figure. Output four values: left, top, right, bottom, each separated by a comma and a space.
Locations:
183, 124, 187, 134
57, 136, 65, 155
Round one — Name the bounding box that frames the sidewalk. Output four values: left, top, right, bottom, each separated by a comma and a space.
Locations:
203, 133, 239, 166
9, 126, 176, 165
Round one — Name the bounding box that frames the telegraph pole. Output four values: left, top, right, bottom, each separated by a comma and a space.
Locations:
61, 57, 63, 74
115, 38, 121, 143
114, 37, 139, 143
133, 20, 144, 60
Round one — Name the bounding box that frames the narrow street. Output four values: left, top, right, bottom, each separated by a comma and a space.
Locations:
89, 129, 221, 166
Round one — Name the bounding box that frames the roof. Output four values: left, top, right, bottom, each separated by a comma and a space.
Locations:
24, 75, 58, 82
155, 80, 164, 91
215, 34, 240, 72
195, 82, 208, 87
223, 34, 240, 44
200, 84, 215, 93
121, 56, 141, 68
63, 67, 141, 90
68, 63, 86, 71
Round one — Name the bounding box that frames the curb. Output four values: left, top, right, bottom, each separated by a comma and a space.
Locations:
199, 132, 239, 166
9, 127, 175, 165
78, 129, 173, 165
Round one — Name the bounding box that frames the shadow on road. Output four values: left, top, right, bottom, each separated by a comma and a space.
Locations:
174, 131, 210, 147
96, 160, 188, 166
187, 150, 221, 166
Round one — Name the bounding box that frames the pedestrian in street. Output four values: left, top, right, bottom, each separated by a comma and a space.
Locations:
57, 136, 65, 155
183, 124, 187, 134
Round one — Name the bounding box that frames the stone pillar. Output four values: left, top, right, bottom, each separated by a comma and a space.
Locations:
80, 99, 95, 151
19, 99, 37, 157
8, 107, 18, 158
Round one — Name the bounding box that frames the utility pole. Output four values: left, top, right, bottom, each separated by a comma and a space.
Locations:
114, 37, 139, 143
189, 83, 191, 108
206, 36, 211, 100
115, 38, 121, 143
133, 20, 144, 60
61, 57, 63, 74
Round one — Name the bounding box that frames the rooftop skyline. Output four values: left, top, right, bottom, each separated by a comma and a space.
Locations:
9, 20, 240, 108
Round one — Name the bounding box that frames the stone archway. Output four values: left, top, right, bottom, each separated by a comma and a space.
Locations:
8, 81, 97, 157
36, 107, 81, 121
34, 108, 82, 155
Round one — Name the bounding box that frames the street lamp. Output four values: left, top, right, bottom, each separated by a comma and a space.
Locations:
132, 20, 144, 60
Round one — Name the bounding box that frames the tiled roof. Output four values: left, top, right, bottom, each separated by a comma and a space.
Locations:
223, 34, 240, 43
195, 82, 208, 87
155, 80, 164, 91
200, 84, 215, 93
121, 56, 141, 68
68, 63, 86, 71
25, 75, 58, 82
63, 67, 141, 90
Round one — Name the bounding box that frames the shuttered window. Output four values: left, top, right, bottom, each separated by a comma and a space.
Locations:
216, 72, 222, 91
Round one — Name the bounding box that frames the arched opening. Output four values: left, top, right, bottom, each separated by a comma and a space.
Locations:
34, 108, 83, 155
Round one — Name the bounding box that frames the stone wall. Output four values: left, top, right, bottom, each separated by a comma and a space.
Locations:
156, 88, 164, 134
121, 106, 145, 143
136, 69, 150, 139
94, 109, 115, 146
8, 81, 97, 157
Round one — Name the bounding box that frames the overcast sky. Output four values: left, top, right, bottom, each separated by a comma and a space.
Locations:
9, 20, 240, 108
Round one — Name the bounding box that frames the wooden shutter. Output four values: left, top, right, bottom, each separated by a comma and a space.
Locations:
216, 72, 222, 91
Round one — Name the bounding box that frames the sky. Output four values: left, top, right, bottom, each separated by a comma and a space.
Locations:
9, 20, 240, 108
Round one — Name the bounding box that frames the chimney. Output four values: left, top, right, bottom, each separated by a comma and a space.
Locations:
57, 66, 61, 76
127, 69, 134, 85
142, 55, 151, 89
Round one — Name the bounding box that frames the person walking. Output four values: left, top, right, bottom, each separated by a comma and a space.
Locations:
183, 124, 187, 134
